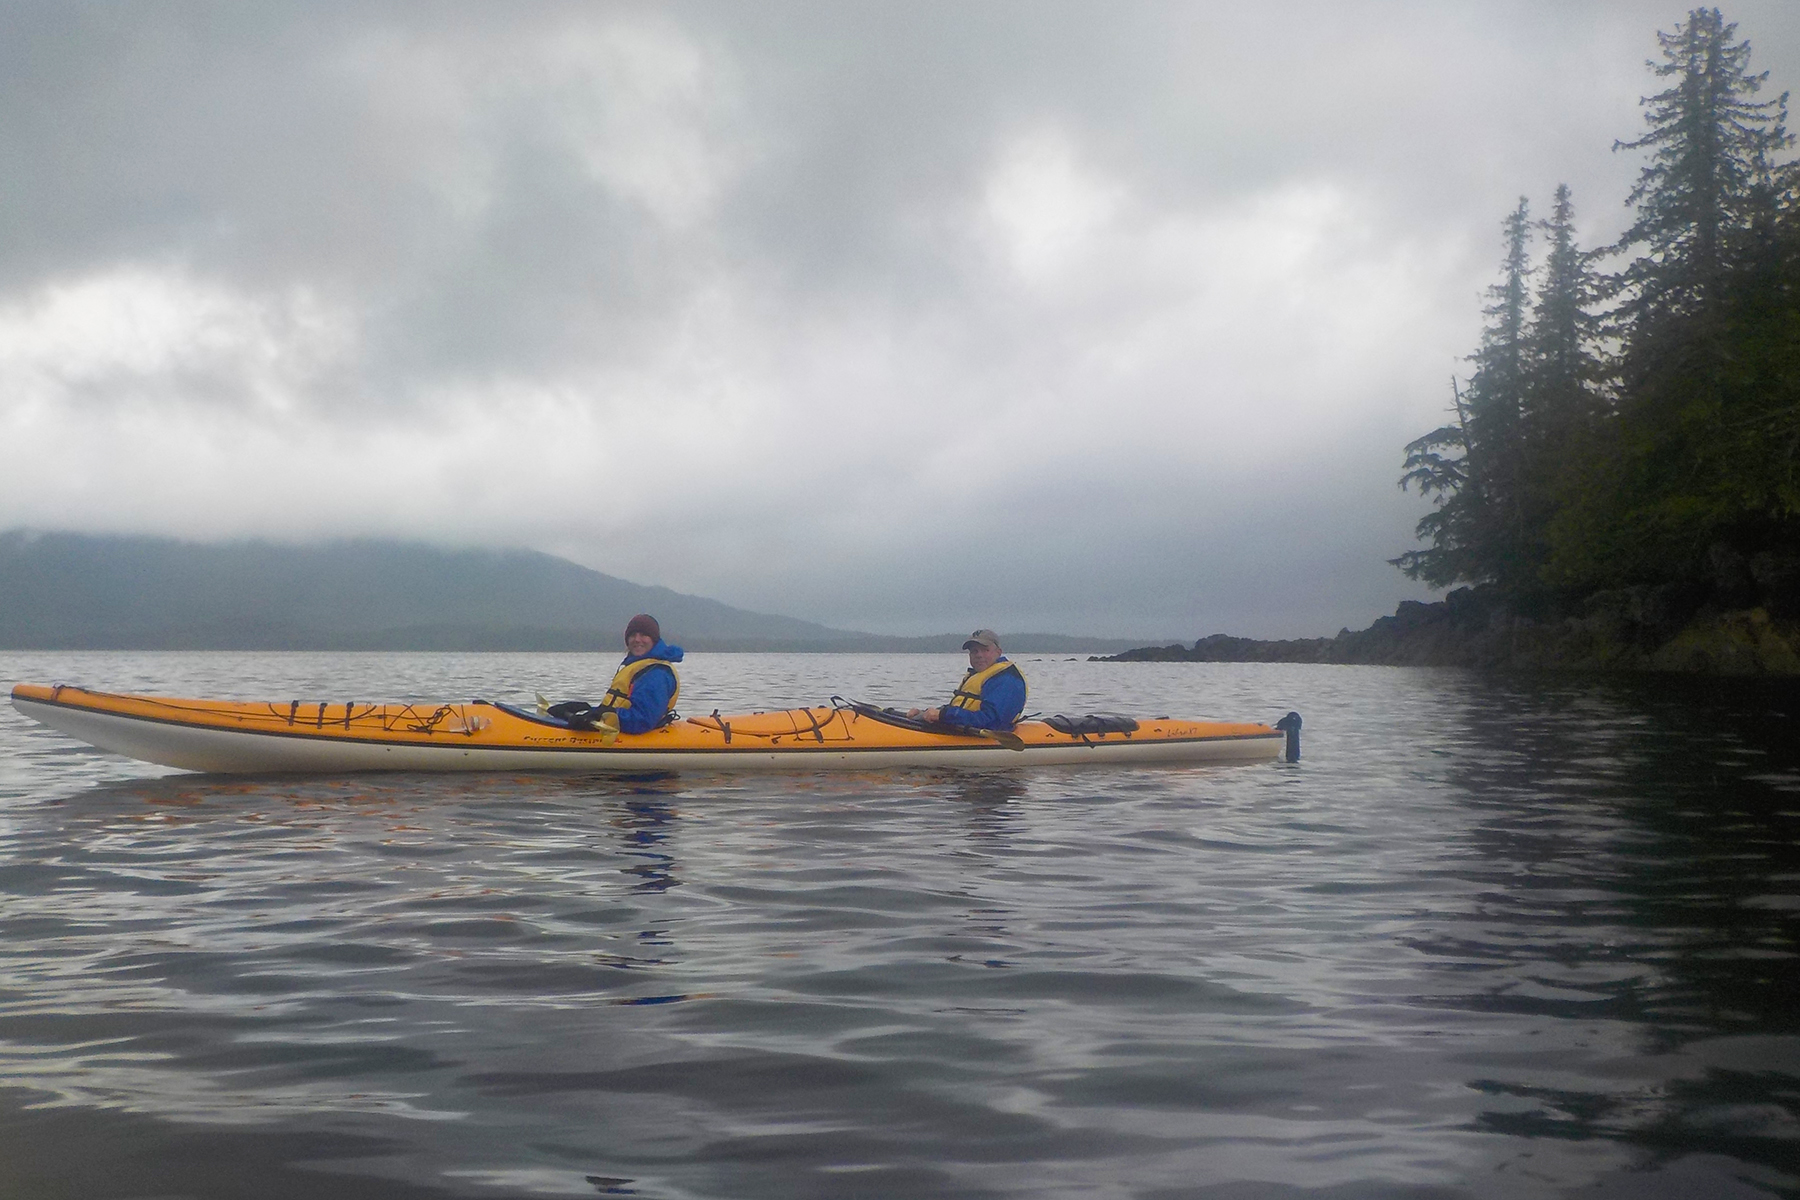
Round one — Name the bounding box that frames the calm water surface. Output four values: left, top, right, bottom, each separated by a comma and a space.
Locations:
1, 652, 1797, 1199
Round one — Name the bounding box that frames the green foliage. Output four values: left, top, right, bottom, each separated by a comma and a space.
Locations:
1526, 185, 1608, 439
1393, 411, 1474, 587
1612, 7, 1788, 328
1395, 200, 1537, 592
1400, 7, 1800, 613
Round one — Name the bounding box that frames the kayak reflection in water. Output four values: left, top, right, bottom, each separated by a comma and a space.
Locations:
909, 629, 1027, 732
548, 613, 684, 733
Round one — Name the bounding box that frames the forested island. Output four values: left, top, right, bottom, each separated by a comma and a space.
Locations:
1109, 9, 1800, 675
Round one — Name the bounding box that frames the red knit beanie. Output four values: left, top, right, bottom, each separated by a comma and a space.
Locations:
625, 614, 661, 642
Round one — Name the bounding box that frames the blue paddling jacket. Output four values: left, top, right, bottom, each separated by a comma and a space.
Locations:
936, 658, 1027, 731
598, 641, 684, 733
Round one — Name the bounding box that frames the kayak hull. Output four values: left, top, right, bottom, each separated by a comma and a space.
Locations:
10, 684, 1284, 775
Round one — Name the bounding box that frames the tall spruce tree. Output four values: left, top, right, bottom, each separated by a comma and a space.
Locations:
1524, 185, 1606, 442
1395, 200, 1534, 591
1466, 197, 1537, 593
1612, 7, 1788, 332
1392, 387, 1473, 588
1509, 185, 1608, 602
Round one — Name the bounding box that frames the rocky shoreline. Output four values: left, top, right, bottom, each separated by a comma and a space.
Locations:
1095, 586, 1800, 675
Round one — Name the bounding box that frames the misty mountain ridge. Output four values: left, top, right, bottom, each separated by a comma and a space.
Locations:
0, 531, 1152, 653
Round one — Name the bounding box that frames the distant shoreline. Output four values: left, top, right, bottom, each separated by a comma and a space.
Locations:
1093, 589, 1800, 676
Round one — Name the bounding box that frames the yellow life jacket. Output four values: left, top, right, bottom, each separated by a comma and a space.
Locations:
598, 655, 680, 716
948, 659, 1026, 713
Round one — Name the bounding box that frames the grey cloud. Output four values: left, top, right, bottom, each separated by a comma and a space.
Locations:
6, 1, 1800, 636
4, 4, 734, 390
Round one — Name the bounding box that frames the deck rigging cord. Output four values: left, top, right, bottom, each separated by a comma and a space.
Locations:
830, 697, 1025, 751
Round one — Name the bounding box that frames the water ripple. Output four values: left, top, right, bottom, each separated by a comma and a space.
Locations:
2, 653, 1799, 1196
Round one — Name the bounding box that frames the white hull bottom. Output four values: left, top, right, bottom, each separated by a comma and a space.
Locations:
14, 697, 1283, 775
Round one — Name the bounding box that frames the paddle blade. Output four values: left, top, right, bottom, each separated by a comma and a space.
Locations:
986, 729, 1025, 751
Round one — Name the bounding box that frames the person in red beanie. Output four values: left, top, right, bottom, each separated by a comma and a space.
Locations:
551, 614, 681, 734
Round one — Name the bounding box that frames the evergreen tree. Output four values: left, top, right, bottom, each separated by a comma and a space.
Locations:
1546, 7, 1797, 594
1464, 198, 1537, 594
1395, 200, 1533, 591
1471, 197, 1535, 420
1612, 7, 1788, 331
1703, 174, 1800, 526
1524, 185, 1606, 441
1508, 186, 1609, 603
1392, 386, 1473, 588
1402, 9, 1800, 615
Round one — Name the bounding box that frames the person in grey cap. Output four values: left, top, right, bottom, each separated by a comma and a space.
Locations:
910, 629, 1028, 731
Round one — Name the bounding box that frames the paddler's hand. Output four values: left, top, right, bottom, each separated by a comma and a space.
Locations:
911, 707, 942, 722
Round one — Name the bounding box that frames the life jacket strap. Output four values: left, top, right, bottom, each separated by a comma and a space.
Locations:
948, 660, 1024, 712
597, 656, 681, 716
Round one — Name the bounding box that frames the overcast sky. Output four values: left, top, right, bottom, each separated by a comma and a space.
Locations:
4, 2, 1798, 638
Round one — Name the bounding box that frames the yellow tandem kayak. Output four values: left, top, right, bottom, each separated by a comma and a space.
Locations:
9, 683, 1291, 775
